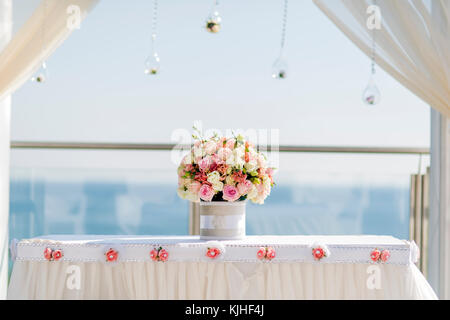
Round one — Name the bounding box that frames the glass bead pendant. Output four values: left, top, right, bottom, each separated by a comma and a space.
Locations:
271, 57, 288, 79
362, 77, 381, 106
205, 10, 221, 33
31, 61, 48, 83
144, 53, 160, 75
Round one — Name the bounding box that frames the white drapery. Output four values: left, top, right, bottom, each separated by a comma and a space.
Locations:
0, 0, 12, 300
0, 0, 99, 298
313, 0, 449, 117
0, 0, 100, 101
313, 0, 450, 299
8, 261, 437, 300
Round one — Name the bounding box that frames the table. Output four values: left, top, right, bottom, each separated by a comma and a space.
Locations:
7, 235, 437, 300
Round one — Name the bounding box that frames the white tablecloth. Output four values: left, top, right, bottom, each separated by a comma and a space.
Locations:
7, 235, 437, 300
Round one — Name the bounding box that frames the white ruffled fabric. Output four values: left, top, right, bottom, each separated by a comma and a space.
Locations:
8, 260, 436, 300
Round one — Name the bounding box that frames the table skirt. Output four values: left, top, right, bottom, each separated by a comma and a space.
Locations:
8, 260, 436, 300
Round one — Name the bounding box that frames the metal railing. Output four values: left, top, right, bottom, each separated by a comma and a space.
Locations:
10, 141, 430, 155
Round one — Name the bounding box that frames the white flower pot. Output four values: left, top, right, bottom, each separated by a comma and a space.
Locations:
199, 201, 246, 240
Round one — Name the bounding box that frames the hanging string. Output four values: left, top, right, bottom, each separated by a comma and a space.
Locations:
370, 0, 377, 75
145, 0, 160, 75
280, 0, 288, 54
32, 0, 48, 83
271, 0, 289, 79
151, 0, 158, 54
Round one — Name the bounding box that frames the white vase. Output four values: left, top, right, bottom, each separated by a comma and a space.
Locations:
199, 201, 246, 240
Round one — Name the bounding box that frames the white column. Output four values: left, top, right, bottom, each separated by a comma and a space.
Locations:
0, 0, 12, 299
429, 110, 450, 299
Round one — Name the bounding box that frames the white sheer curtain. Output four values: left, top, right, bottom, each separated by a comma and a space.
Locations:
0, 0, 100, 101
0, 0, 99, 299
313, 0, 449, 298
0, 0, 12, 300
313, 0, 449, 117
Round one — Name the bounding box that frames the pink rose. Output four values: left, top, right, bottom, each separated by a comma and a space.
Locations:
159, 249, 169, 262
312, 247, 325, 260
222, 185, 240, 202
106, 249, 118, 262
150, 249, 158, 261
198, 157, 211, 172
266, 247, 276, 260
188, 180, 202, 194
257, 247, 266, 260
380, 250, 390, 262
199, 184, 215, 202
370, 249, 381, 262
237, 180, 253, 195
52, 249, 63, 261
44, 248, 53, 261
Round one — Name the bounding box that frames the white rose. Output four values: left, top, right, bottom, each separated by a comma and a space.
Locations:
232, 148, 245, 168
177, 188, 188, 199
247, 185, 258, 200
207, 171, 221, 185
193, 146, 205, 159
225, 176, 235, 185
186, 191, 200, 202
244, 159, 258, 172
212, 181, 224, 192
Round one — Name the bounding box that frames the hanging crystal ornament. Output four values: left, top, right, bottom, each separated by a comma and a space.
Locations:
145, 0, 160, 75
31, 0, 48, 84
271, 0, 288, 79
205, 0, 221, 33
362, 1, 381, 105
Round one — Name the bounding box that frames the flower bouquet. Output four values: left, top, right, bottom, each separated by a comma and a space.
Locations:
177, 128, 275, 239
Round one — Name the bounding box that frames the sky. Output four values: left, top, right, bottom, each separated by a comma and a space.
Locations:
8, 0, 430, 180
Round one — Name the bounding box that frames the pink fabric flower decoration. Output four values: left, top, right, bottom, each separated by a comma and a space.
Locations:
237, 180, 252, 195
159, 249, 169, 262
312, 247, 325, 260
105, 248, 118, 262
150, 249, 159, 261
257, 247, 276, 261
380, 249, 390, 262
206, 247, 221, 259
44, 247, 53, 261
266, 247, 276, 260
257, 247, 266, 260
52, 249, 63, 261
370, 249, 381, 262
199, 184, 215, 201
222, 185, 240, 202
